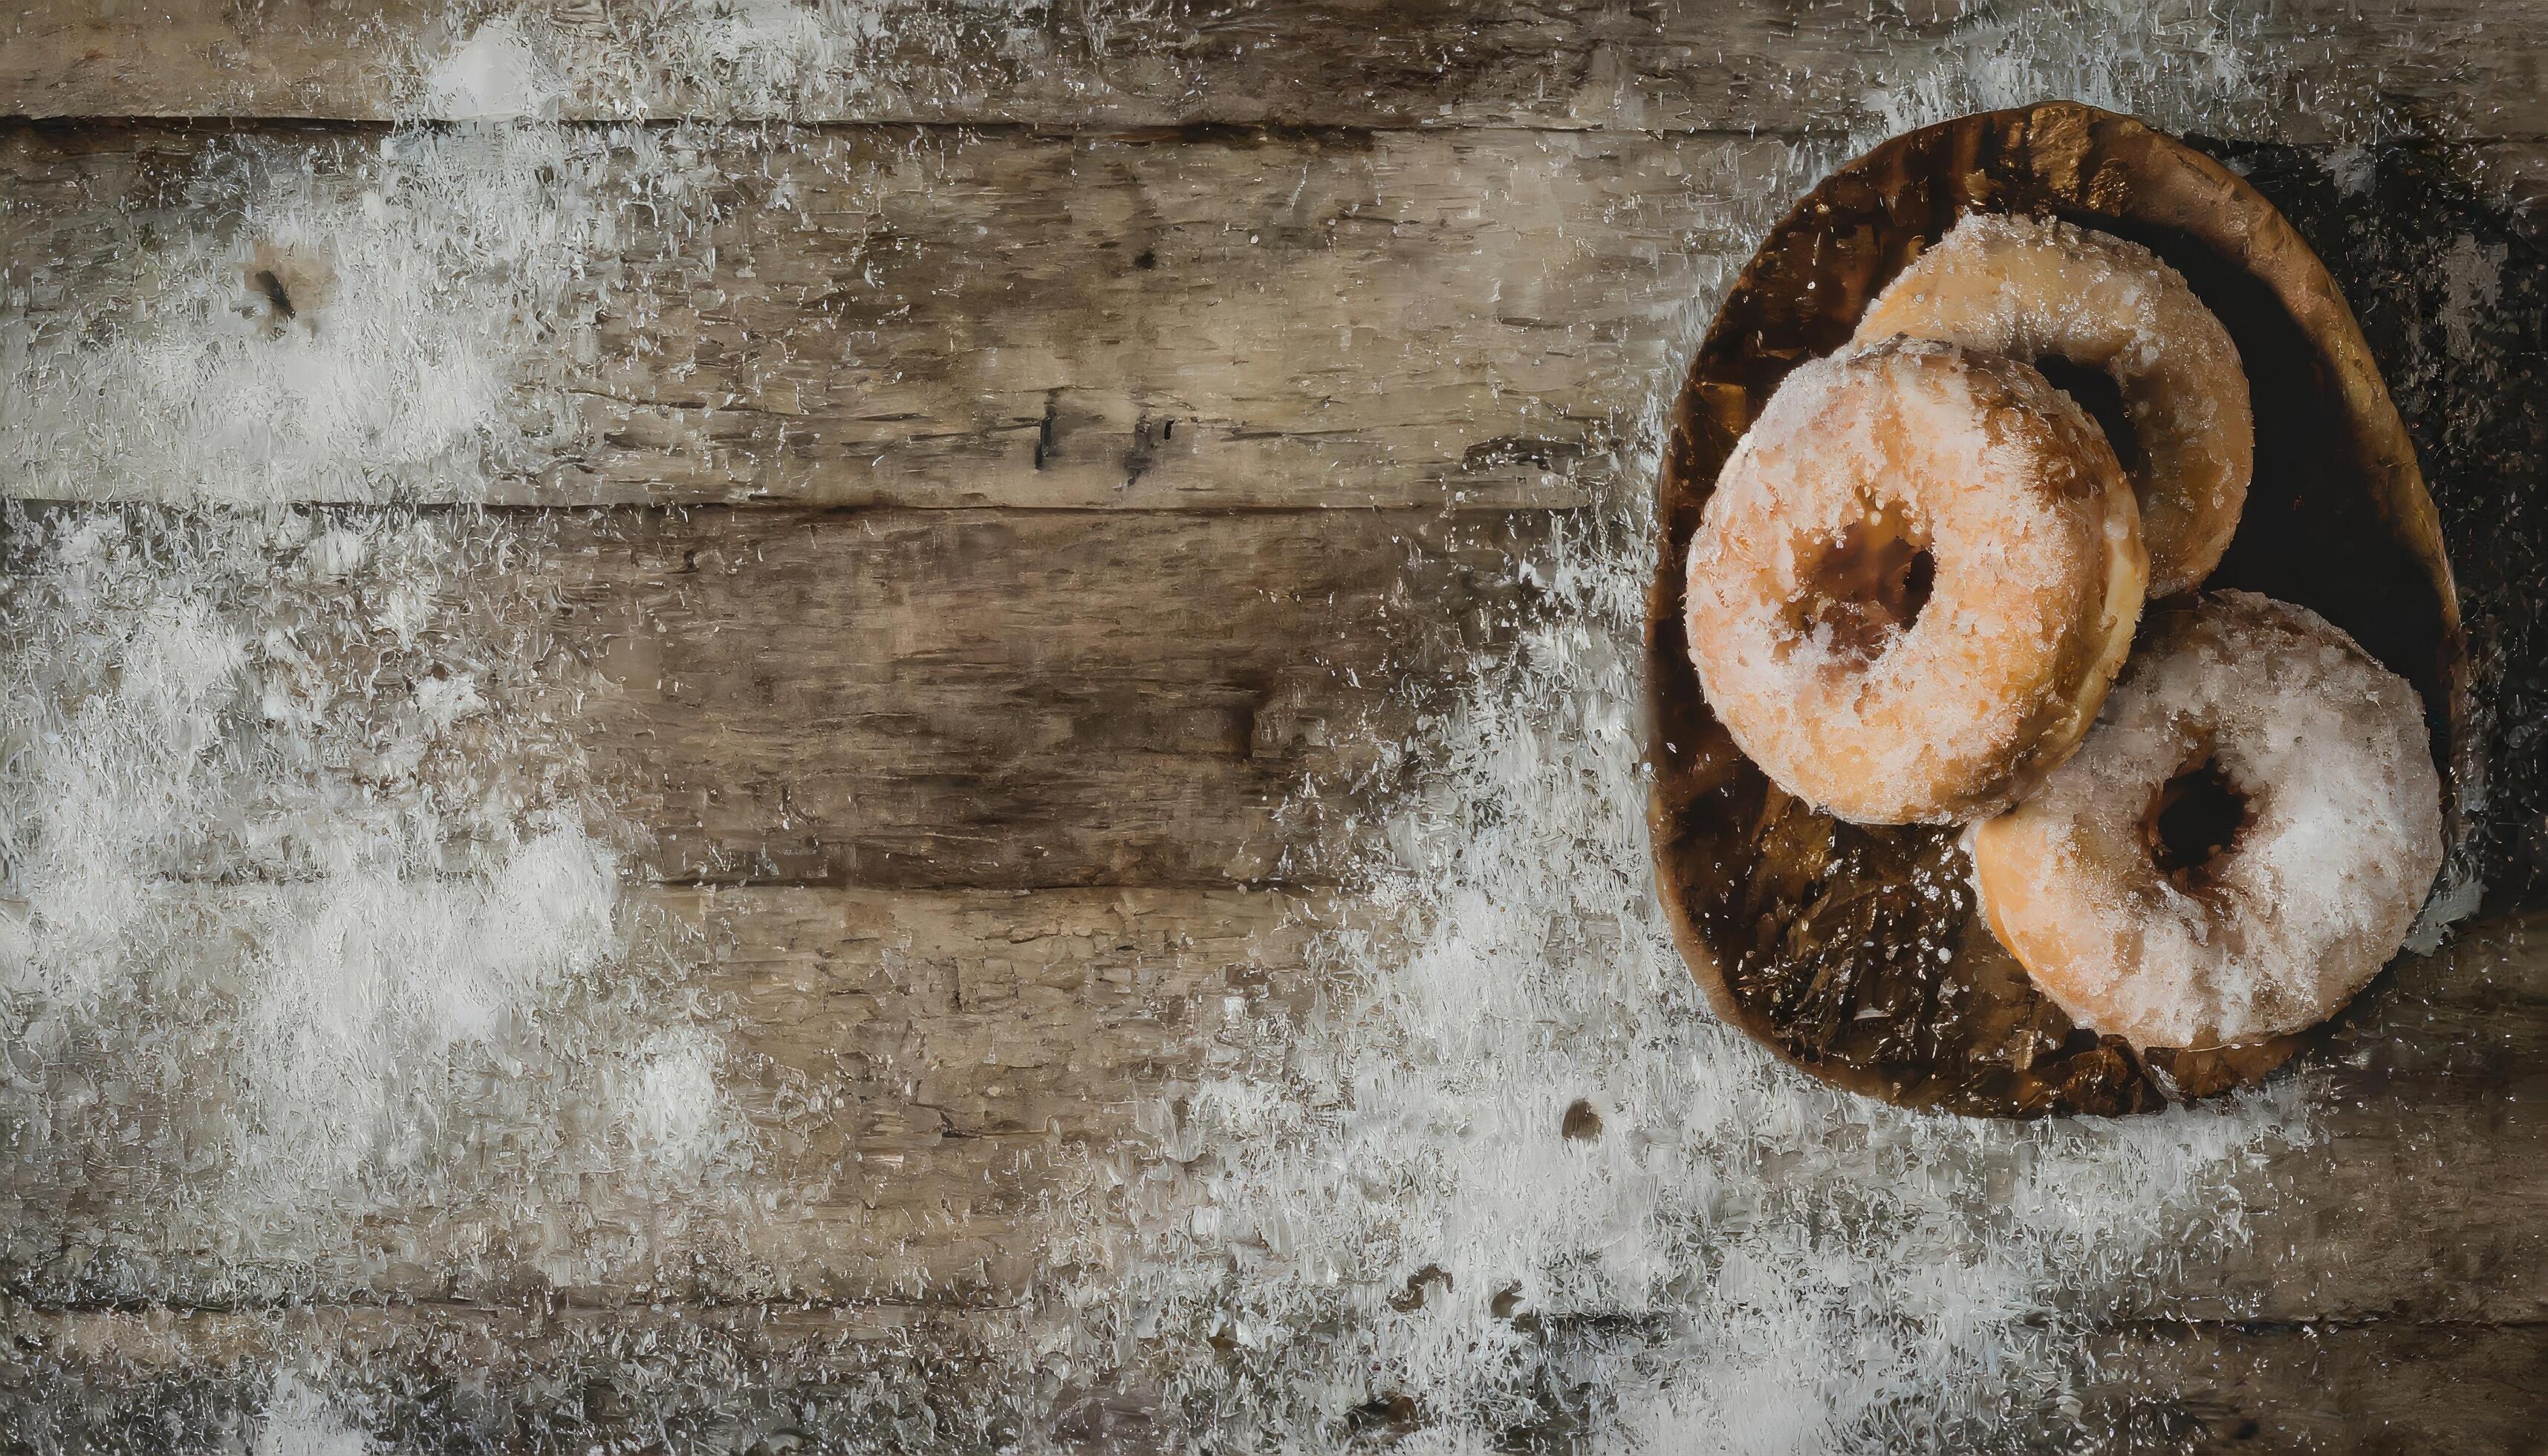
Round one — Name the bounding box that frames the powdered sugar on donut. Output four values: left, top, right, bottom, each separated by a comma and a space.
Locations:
1686, 339, 2143, 823
1855, 213, 2252, 597
1973, 592, 2443, 1047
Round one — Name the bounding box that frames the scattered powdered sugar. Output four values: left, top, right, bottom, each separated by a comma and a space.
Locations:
1025, 19, 2450, 1446
251, 1371, 374, 1456
1975, 593, 2443, 1048
608, 1026, 748, 1174
1, 56, 778, 1331
0, 110, 787, 507
3, 126, 602, 504
0, 507, 755, 1301
2437, 233, 2509, 366
1042, 515, 2315, 1448
6, 2, 2496, 1445
1864, 0, 2455, 146
425, 18, 566, 121
393, 2, 906, 123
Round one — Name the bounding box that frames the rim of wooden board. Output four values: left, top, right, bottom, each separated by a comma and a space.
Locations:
1643, 100, 2469, 1119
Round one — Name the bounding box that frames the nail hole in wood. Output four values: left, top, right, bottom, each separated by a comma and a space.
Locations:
1033, 394, 1060, 469
1561, 1098, 1604, 1141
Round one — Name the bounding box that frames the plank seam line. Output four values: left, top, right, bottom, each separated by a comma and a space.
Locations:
644, 878, 1333, 893
7, 116, 2546, 149
2, 1295, 1025, 1317
13, 1305, 2544, 1328
2105, 1315, 2548, 1334
3, 497, 1596, 521
0, 114, 1839, 143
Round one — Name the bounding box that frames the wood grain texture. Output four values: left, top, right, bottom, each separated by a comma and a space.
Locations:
2106, 919, 2548, 1328
5, 885, 2538, 1325
0, 885, 1320, 1310
0, 500, 1542, 891
5, 5, 2546, 1437
7, 127, 2535, 524
2075, 1321, 2548, 1454
0, 1299, 1033, 1452
2191, 914, 2548, 1325
1, 121, 1779, 509
4, 1288, 2543, 1450
660, 883, 1329, 1304
2, 0, 2542, 143
546, 504, 1547, 888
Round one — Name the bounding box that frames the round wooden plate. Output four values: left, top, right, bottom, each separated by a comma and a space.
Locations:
1645, 102, 2469, 1118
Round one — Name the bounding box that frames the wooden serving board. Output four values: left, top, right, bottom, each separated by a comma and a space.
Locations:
1645, 101, 2467, 1118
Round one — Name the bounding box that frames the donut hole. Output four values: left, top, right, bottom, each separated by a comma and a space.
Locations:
2142, 755, 2252, 891
2029, 353, 2145, 477
1786, 511, 1934, 660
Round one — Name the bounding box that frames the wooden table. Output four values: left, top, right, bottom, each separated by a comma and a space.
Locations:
1, 4, 2542, 1450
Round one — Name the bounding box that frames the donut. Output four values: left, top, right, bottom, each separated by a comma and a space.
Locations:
1969, 592, 2443, 1050
1852, 212, 2253, 597
1684, 337, 2147, 825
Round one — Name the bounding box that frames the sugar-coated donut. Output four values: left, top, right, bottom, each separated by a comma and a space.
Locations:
1970, 592, 2443, 1050
1853, 212, 2252, 597
1685, 337, 2148, 825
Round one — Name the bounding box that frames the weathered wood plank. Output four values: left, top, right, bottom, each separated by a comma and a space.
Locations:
7, 883, 2540, 1322
0, 1299, 1032, 1453
2074, 1320, 2548, 1454
6, 1303, 2543, 1451
9, 128, 2536, 521
1, 121, 1776, 509
658, 883, 1330, 1303
3, 1, 2542, 143
0, 501, 1546, 891
0, 885, 1319, 1310
2138, 914, 2548, 1326
547, 504, 1546, 887
694, 898, 2548, 1325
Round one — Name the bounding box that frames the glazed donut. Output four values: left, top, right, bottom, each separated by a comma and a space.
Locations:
1969, 592, 2443, 1050
1852, 212, 2253, 597
1684, 337, 2147, 825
